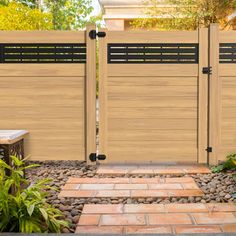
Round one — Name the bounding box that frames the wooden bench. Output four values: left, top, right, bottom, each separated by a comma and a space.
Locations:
0, 130, 28, 165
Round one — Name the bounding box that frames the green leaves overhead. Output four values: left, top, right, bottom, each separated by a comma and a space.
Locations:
132, 0, 236, 30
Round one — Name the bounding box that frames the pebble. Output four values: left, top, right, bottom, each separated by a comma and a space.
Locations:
26, 160, 236, 232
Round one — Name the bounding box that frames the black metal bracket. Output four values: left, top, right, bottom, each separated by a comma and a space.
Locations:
202, 67, 212, 75
89, 30, 106, 40
89, 153, 107, 162
89, 153, 97, 162
206, 147, 213, 153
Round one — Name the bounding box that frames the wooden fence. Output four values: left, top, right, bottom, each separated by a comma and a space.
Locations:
0, 26, 97, 164
0, 24, 235, 165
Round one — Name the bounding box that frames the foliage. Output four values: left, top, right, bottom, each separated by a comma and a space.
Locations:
132, 0, 236, 30
44, 0, 99, 30
0, 0, 100, 30
212, 153, 236, 173
0, 156, 68, 233
0, 2, 53, 30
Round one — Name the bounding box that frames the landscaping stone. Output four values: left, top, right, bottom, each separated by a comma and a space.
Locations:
25, 160, 236, 232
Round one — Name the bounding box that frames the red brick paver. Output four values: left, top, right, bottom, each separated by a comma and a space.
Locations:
59, 177, 203, 198
75, 203, 236, 234
97, 165, 210, 175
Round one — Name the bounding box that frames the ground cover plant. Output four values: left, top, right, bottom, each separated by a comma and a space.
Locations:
0, 156, 68, 233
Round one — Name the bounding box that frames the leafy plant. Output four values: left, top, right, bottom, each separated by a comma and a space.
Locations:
132, 0, 236, 30
0, 156, 69, 233
212, 153, 236, 173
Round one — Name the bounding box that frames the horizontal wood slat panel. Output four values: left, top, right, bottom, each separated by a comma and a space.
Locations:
107, 31, 198, 44
108, 108, 197, 119
108, 118, 197, 130
108, 65, 198, 77
108, 97, 197, 108
0, 64, 85, 76
219, 65, 236, 76
0, 31, 85, 43
0, 76, 85, 161
108, 77, 197, 86
108, 140, 197, 148
220, 31, 236, 43
106, 148, 197, 163
108, 86, 196, 97
107, 130, 197, 141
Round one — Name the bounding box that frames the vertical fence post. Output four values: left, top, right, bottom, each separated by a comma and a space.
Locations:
198, 27, 209, 164
209, 23, 220, 165
86, 25, 97, 164
99, 28, 108, 161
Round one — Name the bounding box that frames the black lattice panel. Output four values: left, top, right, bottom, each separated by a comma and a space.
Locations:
220, 43, 236, 63
108, 43, 199, 64
0, 43, 86, 63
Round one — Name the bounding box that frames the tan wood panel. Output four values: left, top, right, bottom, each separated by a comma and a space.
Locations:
107, 96, 197, 108
108, 65, 198, 77
0, 76, 85, 161
209, 24, 220, 165
221, 131, 236, 146
219, 147, 236, 161
108, 107, 197, 119
108, 85, 197, 97
107, 140, 196, 148
107, 31, 198, 43
108, 118, 197, 130
219, 65, 236, 77
219, 31, 236, 43
0, 64, 85, 77
99, 28, 108, 157
107, 129, 197, 141
108, 77, 197, 86
198, 28, 208, 163
0, 31, 85, 43
85, 25, 97, 164
106, 148, 198, 163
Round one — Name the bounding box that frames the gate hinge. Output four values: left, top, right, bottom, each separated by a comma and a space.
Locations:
205, 147, 213, 153
89, 153, 107, 162
202, 67, 212, 75
89, 30, 106, 40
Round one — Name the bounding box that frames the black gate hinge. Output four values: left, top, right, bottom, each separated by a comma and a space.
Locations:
89, 30, 106, 40
89, 153, 107, 162
205, 147, 213, 153
202, 67, 212, 75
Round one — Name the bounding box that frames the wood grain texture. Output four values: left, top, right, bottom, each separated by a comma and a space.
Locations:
107, 31, 198, 43
209, 24, 220, 165
0, 31, 85, 43
86, 25, 97, 164
0, 76, 85, 161
198, 28, 208, 163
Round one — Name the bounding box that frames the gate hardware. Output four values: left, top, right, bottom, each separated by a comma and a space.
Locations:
89, 30, 106, 40
205, 147, 213, 153
89, 153, 107, 162
97, 154, 106, 161
202, 67, 212, 75
89, 153, 97, 162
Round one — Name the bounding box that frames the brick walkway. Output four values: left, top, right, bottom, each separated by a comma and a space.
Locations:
76, 203, 236, 234
96, 165, 210, 175
59, 177, 203, 198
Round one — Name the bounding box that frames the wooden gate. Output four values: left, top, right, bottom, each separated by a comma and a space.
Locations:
0, 26, 97, 163
99, 29, 209, 164
209, 24, 236, 165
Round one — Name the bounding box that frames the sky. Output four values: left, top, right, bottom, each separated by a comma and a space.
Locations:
92, 0, 101, 15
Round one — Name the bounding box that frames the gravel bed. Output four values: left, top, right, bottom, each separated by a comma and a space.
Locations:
25, 161, 236, 233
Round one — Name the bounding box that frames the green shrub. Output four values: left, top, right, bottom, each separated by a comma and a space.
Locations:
212, 153, 236, 173
0, 156, 69, 233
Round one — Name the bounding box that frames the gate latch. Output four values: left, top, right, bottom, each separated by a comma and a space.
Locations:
202, 67, 212, 75
89, 153, 107, 162
205, 147, 213, 153
89, 30, 106, 40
